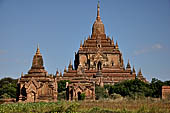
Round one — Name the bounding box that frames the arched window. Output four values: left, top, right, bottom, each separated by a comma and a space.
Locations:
87, 59, 90, 70
112, 61, 114, 66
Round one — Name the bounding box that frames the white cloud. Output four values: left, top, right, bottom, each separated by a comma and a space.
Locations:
152, 44, 162, 49
134, 43, 163, 56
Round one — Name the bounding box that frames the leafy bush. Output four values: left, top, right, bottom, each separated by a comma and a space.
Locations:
95, 85, 109, 100
105, 78, 153, 99
58, 80, 70, 93
110, 93, 122, 100
80, 93, 85, 100
58, 91, 66, 100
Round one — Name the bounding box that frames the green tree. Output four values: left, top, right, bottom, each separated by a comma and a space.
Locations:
150, 78, 164, 98
106, 78, 152, 98
57, 80, 71, 100
95, 85, 108, 100
0, 77, 17, 99
57, 80, 70, 93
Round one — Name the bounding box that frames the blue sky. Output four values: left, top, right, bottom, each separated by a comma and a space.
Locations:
0, 0, 170, 81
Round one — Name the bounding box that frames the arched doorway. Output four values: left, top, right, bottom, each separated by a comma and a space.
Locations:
70, 89, 73, 100
78, 92, 81, 100
97, 61, 102, 70
32, 92, 36, 102
30, 91, 36, 102
21, 85, 27, 101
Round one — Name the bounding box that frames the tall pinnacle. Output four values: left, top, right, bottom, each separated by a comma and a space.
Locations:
92, 1, 105, 35
36, 44, 41, 55
28, 44, 47, 74
97, 1, 101, 21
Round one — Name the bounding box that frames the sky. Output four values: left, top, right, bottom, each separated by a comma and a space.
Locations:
0, 0, 170, 82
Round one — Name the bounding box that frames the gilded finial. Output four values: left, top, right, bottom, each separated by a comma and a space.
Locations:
115, 40, 119, 49
111, 36, 114, 45
36, 44, 41, 55
97, 0, 101, 20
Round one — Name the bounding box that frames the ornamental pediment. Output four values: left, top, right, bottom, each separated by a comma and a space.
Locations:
25, 78, 40, 89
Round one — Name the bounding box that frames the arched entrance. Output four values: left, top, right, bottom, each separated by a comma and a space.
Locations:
32, 92, 36, 102
70, 89, 73, 100
97, 61, 102, 70
78, 92, 81, 100
21, 85, 27, 101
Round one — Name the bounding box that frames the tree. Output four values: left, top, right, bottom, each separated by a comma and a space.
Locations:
58, 80, 70, 93
95, 85, 108, 100
0, 77, 17, 99
150, 78, 164, 98
57, 80, 71, 100
106, 78, 152, 99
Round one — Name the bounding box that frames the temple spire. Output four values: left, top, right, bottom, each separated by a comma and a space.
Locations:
68, 59, 73, 70
115, 41, 119, 49
111, 36, 114, 45
28, 44, 47, 74
36, 44, 41, 55
97, 1, 101, 21
64, 66, 67, 73
138, 68, 142, 76
92, 1, 105, 35
126, 59, 131, 69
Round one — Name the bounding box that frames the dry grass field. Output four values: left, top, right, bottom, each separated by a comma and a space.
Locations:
0, 98, 170, 113
78, 99, 170, 112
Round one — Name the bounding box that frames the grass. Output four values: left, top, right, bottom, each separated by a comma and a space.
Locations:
0, 99, 170, 113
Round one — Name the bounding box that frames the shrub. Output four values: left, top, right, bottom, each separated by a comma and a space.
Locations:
110, 93, 122, 100
80, 93, 85, 100
58, 80, 70, 93
1, 93, 11, 99
58, 91, 66, 100
95, 85, 109, 100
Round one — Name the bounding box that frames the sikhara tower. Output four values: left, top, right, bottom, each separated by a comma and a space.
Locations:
60, 2, 146, 84
58, 2, 147, 101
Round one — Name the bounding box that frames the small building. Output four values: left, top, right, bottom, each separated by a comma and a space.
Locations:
162, 86, 170, 99
66, 81, 95, 101
16, 46, 57, 102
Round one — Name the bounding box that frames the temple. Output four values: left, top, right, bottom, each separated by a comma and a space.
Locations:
58, 2, 147, 100
16, 45, 57, 102
17, 2, 147, 102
